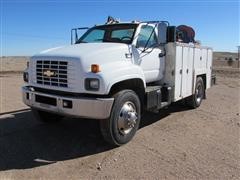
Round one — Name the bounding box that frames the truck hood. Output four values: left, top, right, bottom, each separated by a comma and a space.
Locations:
34, 43, 131, 68
30, 42, 133, 93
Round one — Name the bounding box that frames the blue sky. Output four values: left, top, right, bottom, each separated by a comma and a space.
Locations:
0, 0, 239, 56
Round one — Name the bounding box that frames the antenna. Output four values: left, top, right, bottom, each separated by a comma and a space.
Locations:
106, 16, 119, 24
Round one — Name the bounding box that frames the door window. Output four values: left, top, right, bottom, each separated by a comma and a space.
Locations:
136, 25, 158, 48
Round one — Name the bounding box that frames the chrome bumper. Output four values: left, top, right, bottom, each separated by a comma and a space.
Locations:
22, 86, 114, 119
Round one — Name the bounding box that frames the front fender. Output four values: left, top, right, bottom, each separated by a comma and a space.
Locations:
98, 61, 146, 94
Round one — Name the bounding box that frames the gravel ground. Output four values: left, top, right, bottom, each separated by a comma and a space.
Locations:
0, 70, 239, 179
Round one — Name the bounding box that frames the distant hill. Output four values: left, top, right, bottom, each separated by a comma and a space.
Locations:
213, 52, 238, 61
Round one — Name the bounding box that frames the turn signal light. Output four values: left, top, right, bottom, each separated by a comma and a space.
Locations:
91, 64, 100, 73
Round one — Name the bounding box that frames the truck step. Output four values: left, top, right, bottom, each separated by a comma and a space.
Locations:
145, 85, 172, 111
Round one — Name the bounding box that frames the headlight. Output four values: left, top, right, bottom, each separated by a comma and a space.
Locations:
23, 71, 29, 82
85, 78, 99, 91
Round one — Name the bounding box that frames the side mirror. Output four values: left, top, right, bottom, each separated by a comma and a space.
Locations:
158, 22, 168, 45
159, 52, 166, 58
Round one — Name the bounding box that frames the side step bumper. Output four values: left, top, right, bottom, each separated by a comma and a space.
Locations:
145, 85, 172, 112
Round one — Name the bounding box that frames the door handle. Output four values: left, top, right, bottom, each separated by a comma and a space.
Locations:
180, 69, 182, 74
186, 69, 189, 74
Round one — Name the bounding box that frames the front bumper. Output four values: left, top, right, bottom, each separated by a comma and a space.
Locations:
22, 86, 114, 119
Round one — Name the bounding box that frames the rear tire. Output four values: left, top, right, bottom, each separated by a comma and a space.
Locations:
186, 77, 204, 109
100, 90, 141, 146
32, 108, 63, 123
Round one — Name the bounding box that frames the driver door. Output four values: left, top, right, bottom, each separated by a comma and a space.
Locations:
135, 25, 164, 83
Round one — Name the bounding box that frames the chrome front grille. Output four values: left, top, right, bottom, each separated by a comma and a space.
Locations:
36, 60, 68, 87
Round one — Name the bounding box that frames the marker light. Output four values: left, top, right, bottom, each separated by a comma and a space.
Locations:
91, 64, 100, 73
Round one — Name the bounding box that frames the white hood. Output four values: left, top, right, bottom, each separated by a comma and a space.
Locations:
29, 43, 134, 94
34, 43, 131, 69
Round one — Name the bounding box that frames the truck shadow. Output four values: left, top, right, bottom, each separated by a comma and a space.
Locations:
0, 103, 190, 171
140, 102, 190, 128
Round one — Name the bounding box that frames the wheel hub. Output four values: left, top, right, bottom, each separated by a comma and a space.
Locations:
118, 101, 137, 135
196, 84, 203, 103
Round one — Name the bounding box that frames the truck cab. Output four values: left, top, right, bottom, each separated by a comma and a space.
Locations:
22, 18, 213, 146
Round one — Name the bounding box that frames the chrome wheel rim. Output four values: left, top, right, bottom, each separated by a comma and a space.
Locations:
117, 101, 137, 135
196, 84, 203, 104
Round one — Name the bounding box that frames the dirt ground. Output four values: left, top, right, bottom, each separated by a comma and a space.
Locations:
0, 69, 239, 179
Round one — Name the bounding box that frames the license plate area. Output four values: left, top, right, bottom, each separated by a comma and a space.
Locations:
35, 95, 57, 106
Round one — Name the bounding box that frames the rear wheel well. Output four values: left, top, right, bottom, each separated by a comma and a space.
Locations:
196, 74, 206, 98
197, 74, 206, 89
109, 79, 145, 108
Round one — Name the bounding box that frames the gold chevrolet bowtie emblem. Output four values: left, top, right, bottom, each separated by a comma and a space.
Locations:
43, 70, 55, 77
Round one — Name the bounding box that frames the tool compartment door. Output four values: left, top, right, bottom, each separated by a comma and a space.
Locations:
181, 47, 188, 98
174, 45, 194, 100
181, 46, 194, 98
182, 47, 194, 97
206, 49, 213, 89
174, 46, 183, 101
168, 43, 211, 102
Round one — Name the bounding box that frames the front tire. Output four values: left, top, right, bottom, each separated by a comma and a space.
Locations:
186, 77, 204, 109
32, 108, 63, 123
100, 90, 141, 146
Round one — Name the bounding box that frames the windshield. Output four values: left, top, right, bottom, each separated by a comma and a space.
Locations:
76, 24, 138, 44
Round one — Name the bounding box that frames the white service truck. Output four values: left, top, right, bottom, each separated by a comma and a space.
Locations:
22, 18, 214, 146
